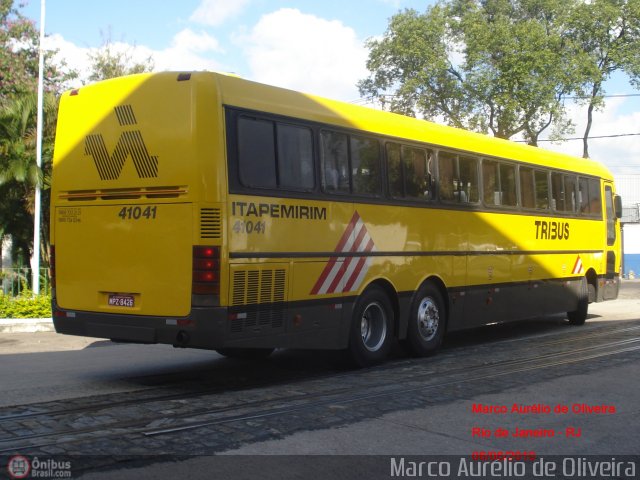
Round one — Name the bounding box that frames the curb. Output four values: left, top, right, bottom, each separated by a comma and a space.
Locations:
0, 318, 54, 333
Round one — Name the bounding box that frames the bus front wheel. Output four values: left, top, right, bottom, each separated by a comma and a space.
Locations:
403, 283, 446, 357
348, 286, 393, 368
567, 277, 588, 326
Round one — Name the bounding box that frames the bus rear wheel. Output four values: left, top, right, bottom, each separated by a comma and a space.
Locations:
403, 283, 446, 357
567, 277, 588, 326
348, 286, 393, 368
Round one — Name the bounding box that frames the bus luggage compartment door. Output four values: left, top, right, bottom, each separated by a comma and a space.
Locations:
54, 203, 193, 318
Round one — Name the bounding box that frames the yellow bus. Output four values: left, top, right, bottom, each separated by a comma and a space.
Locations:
50, 72, 622, 366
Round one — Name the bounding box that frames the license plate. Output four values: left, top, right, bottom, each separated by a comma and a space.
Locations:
108, 294, 135, 307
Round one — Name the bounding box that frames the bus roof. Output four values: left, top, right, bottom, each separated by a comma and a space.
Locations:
208, 71, 612, 181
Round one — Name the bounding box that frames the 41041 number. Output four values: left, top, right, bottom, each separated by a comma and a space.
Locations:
233, 220, 266, 234
118, 206, 157, 220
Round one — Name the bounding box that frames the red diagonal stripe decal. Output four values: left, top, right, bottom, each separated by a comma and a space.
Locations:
310, 211, 361, 295
343, 239, 375, 292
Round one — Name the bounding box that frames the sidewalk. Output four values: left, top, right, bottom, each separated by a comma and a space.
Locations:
0, 317, 54, 333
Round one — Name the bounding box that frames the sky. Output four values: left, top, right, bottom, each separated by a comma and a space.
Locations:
17, 0, 640, 176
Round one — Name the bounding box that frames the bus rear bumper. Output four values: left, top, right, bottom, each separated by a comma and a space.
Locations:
52, 303, 231, 350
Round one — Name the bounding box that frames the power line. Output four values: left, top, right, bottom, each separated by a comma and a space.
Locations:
517, 132, 640, 143
567, 93, 640, 100
350, 92, 640, 104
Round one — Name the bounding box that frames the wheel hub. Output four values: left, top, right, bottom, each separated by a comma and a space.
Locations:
360, 302, 387, 352
417, 297, 439, 341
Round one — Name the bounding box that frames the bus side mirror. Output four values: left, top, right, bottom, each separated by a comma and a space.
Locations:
614, 195, 623, 219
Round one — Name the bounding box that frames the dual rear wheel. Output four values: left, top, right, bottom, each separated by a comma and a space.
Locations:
348, 283, 446, 367
348, 286, 393, 368
403, 284, 446, 357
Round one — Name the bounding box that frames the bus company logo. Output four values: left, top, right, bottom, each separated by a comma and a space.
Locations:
310, 211, 376, 295
7, 455, 30, 479
85, 104, 159, 181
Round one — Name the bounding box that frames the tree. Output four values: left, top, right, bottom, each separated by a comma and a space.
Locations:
0, 0, 73, 274
0, 92, 58, 267
0, 0, 74, 101
0, 0, 40, 99
87, 32, 154, 82
359, 0, 600, 146
568, 0, 640, 158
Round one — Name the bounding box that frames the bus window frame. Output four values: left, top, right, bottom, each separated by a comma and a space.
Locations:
226, 107, 612, 223
481, 158, 519, 210
437, 150, 479, 205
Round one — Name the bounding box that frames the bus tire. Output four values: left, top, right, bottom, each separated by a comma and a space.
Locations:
348, 286, 393, 368
567, 277, 588, 326
216, 348, 274, 360
403, 283, 446, 357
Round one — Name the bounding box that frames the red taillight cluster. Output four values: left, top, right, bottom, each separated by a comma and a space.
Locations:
192, 246, 220, 305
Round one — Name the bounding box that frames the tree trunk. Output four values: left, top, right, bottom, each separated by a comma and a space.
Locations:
583, 83, 600, 159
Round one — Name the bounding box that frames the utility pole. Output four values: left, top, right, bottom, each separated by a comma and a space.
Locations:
32, 0, 45, 295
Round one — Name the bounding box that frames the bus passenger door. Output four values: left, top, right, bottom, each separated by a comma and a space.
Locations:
602, 183, 621, 300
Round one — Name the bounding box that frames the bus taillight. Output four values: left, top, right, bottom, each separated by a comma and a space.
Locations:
192, 246, 220, 306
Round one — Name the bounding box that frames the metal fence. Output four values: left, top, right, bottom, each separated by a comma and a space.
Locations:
0, 268, 51, 296
622, 205, 640, 224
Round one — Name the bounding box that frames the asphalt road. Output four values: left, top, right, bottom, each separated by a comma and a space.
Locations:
0, 281, 638, 479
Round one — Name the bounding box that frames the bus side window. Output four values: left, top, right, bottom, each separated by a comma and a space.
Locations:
551, 172, 565, 212
578, 177, 590, 213
238, 117, 277, 188
458, 156, 479, 203
277, 123, 314, 191
564, 175, 578, 213
482, 160, 499, 205
535, 170, 549, 210
351, 135, 382, 196
386, 143, 403, 197
438, 152, 456, 202
588, 178, 602, 215
403, 146, 433, 201
320, 130, 349, 193
520, 167, 535, 209
500, 163, 517, 207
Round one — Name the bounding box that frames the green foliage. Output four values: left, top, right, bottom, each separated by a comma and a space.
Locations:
87, 31, 154, 82
0, 0, 157, 274
0, 0, 40, 99
0, 92, 58, 265
0, 291, 51, 319
0, 0, 75, 101
0, 0, 76, 266
359, 0, 640, 149
566, 0, 640, 157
